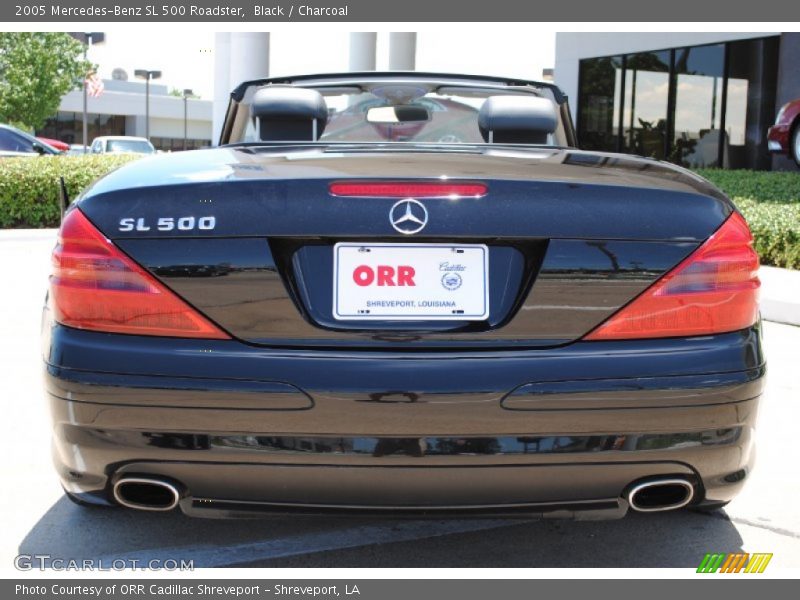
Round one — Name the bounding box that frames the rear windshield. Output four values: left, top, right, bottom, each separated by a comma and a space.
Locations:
107, 140, 154, 154
232, 82, 570, 146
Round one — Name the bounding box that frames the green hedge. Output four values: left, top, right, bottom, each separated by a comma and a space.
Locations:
695, 169, 800, 269
0, 154, 139, 228
695, 168, 800, 203
736, 199, 800, 269
0, 158, 798, 269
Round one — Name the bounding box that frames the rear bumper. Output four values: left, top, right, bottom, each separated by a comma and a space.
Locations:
43, 322, 765, 518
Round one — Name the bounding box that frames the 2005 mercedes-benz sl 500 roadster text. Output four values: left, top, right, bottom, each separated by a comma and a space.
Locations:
43, 73, 764, 518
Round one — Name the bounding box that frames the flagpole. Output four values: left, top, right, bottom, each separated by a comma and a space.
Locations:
82, 35, 91, 153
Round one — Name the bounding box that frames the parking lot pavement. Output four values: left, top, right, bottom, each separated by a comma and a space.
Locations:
2, 230, 799, 570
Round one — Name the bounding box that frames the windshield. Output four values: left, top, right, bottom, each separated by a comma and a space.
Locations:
106, 140, 154, 154
229, 80, 571, 147
322, 93, 483, 143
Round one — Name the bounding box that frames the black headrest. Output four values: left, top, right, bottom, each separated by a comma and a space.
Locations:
478, 96, 558, 144
251, 86, 328, 142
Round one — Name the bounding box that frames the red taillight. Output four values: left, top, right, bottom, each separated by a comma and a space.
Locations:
585, 212, 760, 341
50, 209, 229, 339
329, 181, 487, 198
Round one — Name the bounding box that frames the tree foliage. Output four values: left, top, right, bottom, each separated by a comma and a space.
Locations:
0, 32, 92, 130
169, 88, 199, 99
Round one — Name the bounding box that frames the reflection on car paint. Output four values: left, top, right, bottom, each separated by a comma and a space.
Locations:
131, 429, 742, 456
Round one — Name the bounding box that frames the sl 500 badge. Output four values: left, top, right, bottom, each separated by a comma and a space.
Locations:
118, 216, 216, 232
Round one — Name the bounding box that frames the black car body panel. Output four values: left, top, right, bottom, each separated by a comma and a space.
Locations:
44, 322, 763, 516
78, 147, 729, 348
116, 236, 699, 348
44, 73, 764, 518
79, 147, 730, 240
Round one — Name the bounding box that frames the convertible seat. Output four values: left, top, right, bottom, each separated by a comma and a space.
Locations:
478, 95, 558, 144
252, 86, 329, 142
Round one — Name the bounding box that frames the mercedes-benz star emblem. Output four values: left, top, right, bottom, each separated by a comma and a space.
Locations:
390, 199, 428, 235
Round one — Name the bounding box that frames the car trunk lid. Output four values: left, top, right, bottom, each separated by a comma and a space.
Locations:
78, 145, 731, 349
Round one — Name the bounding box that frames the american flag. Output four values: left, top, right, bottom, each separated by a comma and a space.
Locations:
85, 73, 104, 98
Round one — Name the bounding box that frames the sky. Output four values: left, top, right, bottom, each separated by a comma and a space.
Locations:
87, 30, 556, 100
87, 29, 216, 96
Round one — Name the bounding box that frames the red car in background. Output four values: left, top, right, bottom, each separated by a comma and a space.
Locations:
767, 99, 800, 167
36, 136, 69, 153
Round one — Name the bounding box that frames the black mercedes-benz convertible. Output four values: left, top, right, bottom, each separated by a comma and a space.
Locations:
43, 72, 763, 518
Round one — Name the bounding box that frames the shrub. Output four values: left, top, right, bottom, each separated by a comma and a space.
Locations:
1, 157, 797, 269
695, 168, 800, 203
693, 170, 800, 269
734, 198, 800, 270
0, 154, 139, 228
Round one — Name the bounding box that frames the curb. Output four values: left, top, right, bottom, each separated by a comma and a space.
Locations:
0, 228, 57, 242
760, 266, 800, 327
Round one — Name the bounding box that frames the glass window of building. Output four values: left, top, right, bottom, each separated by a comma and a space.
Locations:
36, 112, 125, 146
621, 51, 671, 159
150, 137, 211, 152
577, 56, 623, 151
576, 36, 780, 170
672, 44, 725, 168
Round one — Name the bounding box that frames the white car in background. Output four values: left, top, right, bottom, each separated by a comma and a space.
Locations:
90, 136, 156, 155
67, 144, 89, 155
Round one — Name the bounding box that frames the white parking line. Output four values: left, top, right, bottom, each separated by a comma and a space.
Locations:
94, 519, 528, 567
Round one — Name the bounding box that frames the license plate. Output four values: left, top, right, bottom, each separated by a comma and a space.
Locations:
333, 243, 489, 321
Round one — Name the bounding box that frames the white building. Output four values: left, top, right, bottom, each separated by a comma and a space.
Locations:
554, 32, 799, 170
38, 78, 213, 151
49, 30, 797, 170
209, 31, 797, 171
41, 31, 557, 149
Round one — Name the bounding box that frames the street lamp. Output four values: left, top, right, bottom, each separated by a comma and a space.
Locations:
72, 32, 105, 152
182, 89, 194, 151
134, 69, 162, 141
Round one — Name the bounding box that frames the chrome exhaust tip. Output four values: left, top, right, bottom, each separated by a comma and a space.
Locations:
627, 478, 694, 513
113, 477, 181, 512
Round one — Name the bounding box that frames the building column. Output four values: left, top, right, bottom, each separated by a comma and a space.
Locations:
229, 32, 270, 91
125, 115, 146, 138
388, 33, 417, 71
212, 32, 270, 146
349, 33, 377, 71
212, 32, 231, 145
